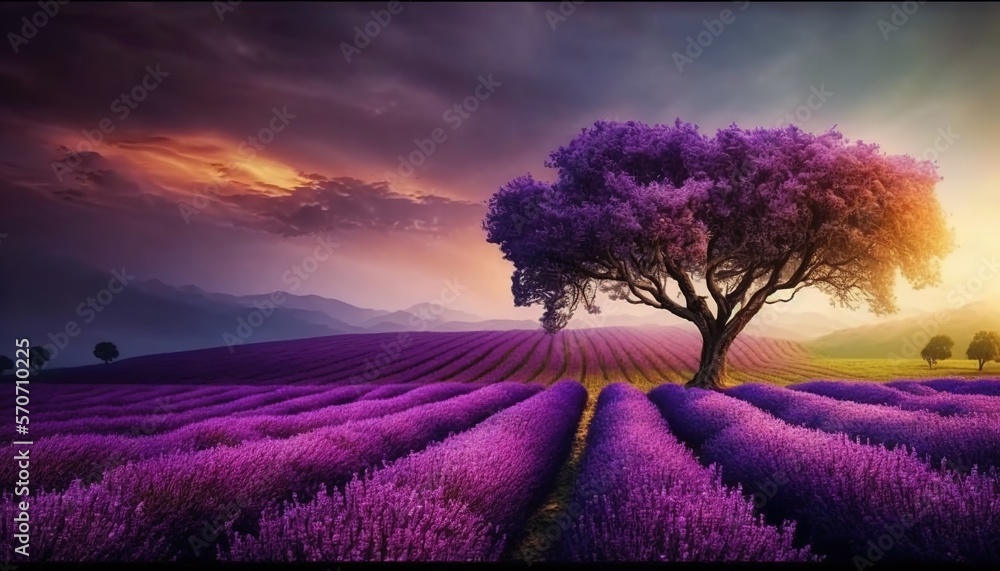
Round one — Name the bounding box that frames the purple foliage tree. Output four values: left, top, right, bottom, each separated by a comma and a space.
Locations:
484, 120, 953, 388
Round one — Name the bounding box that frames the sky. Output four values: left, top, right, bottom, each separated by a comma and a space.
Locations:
1, 1, 998, 327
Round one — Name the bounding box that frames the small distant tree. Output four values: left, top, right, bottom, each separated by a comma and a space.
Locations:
0, 355, 12, 377
967, 331, 1000, 371
93, 342, 120, 364
29, 346, 51, 373
920, 335, 953, 369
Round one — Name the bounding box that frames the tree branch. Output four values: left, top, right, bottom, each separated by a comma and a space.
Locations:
774, 244, 818, 291
764, 283, 809, 304
586, 251, 703, 323
724, 266, 766, 308
704, 257, 731, 324
724, 251, 794, 336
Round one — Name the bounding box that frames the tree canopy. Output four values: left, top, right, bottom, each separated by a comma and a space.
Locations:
920, 335, 953, 369
94, 342, 120, 364
484, 120, 954, 388
967, 331, 1000, 371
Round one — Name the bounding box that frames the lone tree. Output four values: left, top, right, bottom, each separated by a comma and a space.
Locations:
484, 120, 953, 389
966, 331, 1000, 371
920, 335, 954, 369
0, 355, 12, 377
93, 342, 120, 364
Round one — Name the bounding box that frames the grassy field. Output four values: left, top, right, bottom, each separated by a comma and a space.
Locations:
786, 358, 1000, 382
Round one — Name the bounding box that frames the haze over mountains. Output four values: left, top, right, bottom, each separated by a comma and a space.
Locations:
0, 256, 526, 368
806, 300, 1000, 359
4, 254, 996, 369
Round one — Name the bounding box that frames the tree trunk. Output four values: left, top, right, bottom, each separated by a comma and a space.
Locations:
686, 329, 735, 390
979, 359, 986, 371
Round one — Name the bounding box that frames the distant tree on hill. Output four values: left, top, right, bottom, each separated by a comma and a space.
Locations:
29, 346, 51, 373
920, 335, 954, 369
967, 331, 1000, 371
94, 342, 120, 364
0, 355, 12, 377
484, 120, 954, 389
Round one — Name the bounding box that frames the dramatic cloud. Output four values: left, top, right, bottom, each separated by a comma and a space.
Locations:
1, 2, 997, 318
218, 176, 485, 236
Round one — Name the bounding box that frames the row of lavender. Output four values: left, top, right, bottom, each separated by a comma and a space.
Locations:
1, 382, 540, 560
653, 383, 1000, 562
794, 378, 1000, 410
0, 379, 818, 563
0, 383, 489, 492
727, 383, 1000, 473
226, 381, 587, 560
218, 382, 819, 562
3, 382, 632, 562
211, 378, 1000, 562
557, 383, 815, 561
7, 376, 998, 562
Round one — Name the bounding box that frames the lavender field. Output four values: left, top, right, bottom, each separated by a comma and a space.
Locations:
31, 327, 830, 389
4, 330, 1000, 563
7, 0, 999, 564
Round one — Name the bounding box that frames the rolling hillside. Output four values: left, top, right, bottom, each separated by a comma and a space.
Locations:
34, 326, 837, 389
807, 300, 1000, 359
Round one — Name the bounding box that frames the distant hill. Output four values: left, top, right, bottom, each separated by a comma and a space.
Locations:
743, 308, 874, 341
403, 303, 482, 324
0, 258, 367, 369
806, 300, 1000, 359
15, 252, 981, 370
0, 253, 539, 368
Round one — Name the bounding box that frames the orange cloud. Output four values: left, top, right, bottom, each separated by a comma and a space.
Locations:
47, 128, 311, 200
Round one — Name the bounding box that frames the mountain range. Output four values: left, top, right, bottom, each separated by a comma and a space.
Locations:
4, 255, 996, 369
0, 257, 536, 368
